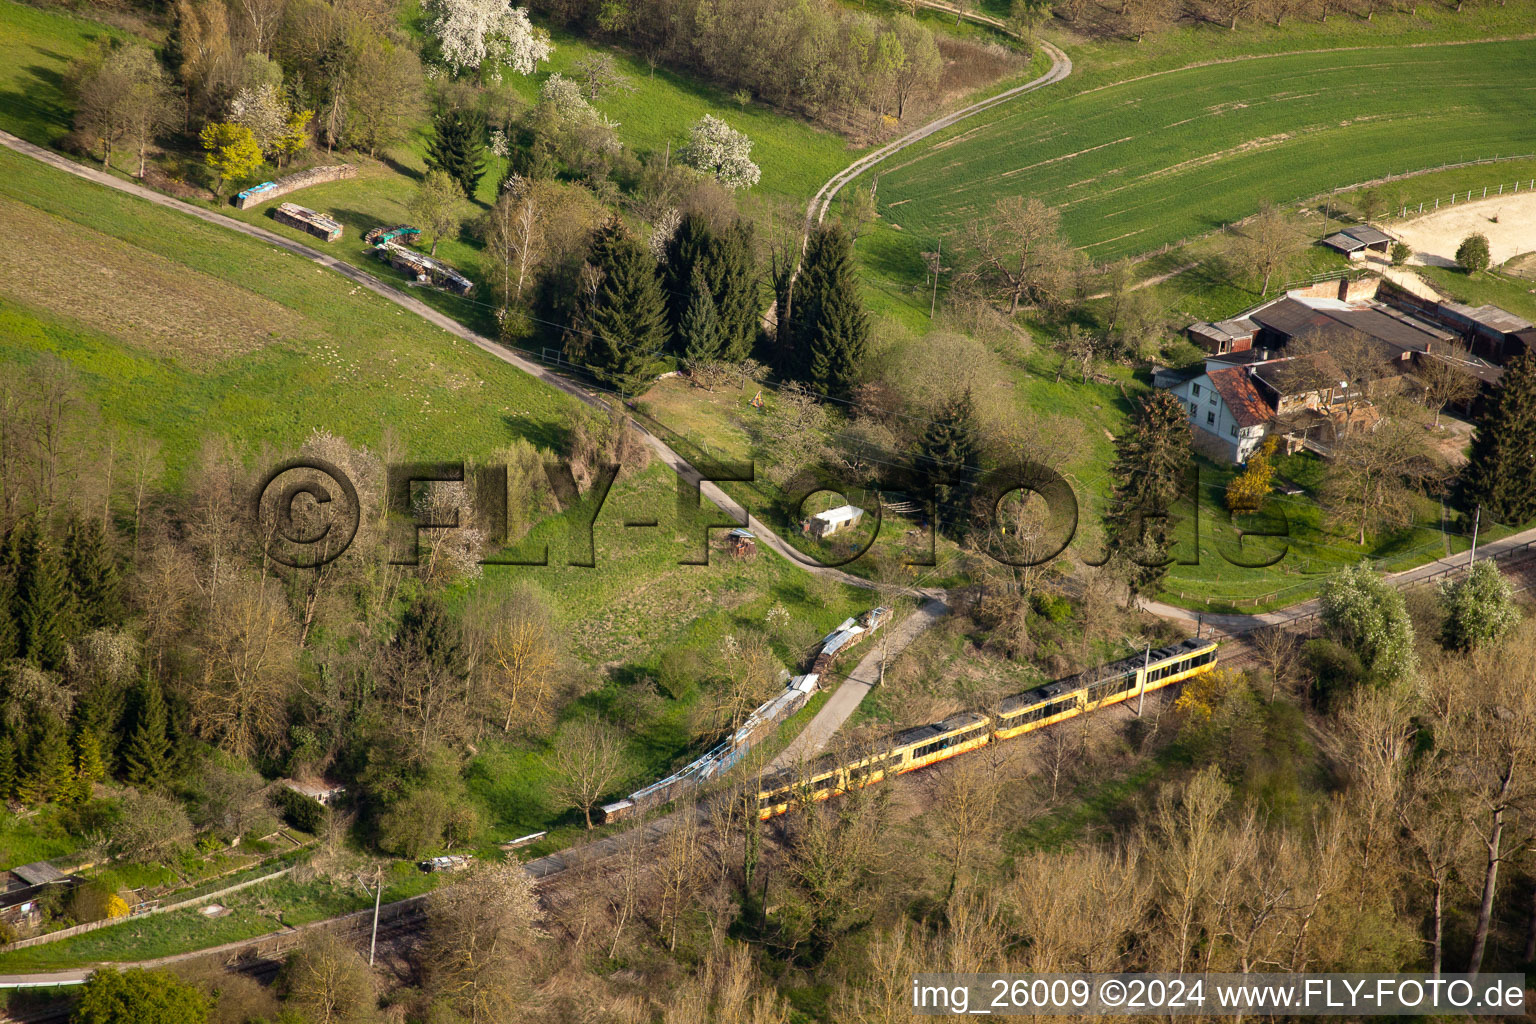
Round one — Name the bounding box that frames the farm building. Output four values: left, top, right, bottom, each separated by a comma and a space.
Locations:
802, 504, 864, 538
725, 528, 757, 558
280, 778, 347, 806
1187, 316, 1258, 355
272, 203, 342, 242
1321, 225, 1394, 260
0, 862, 78, 933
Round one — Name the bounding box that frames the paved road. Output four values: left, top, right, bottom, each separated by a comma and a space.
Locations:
772, 593, 950, 768
805, 26, 1071, 225
1142, 523, 1536, 635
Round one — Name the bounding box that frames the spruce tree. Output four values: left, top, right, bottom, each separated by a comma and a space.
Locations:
0, 570, 17, 664
913, 390, 982, 540
796, 224, 869, 400
585, 220, 669, 393
71, 728, 106, 804
426, 109, 486, 200
0, 735, 16, 802
65, 516, 122, 631
715, 220, 760, 362
17, 524, 72, 671
1106, 390, 1194, 600
122, 675, 173, 788
23, 715, 74, 805
662, 213, 718, 340
680, 266, 725, 366
1463, 353, 1536, 525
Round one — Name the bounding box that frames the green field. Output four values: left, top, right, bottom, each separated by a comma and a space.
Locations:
0, 147, 579, 478
873, 40, 1536, 264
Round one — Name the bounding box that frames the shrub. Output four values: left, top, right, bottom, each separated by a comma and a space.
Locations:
270, 786, 327, 834
1456, 233, 1492, 274
1438, 559, 1519, 650
1030, 592, 1072, 623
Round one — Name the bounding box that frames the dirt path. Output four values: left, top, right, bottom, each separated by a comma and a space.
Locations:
772, 594, 950, 768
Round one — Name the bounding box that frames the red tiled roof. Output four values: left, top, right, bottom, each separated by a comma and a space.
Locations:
1206, 367, 1275, 429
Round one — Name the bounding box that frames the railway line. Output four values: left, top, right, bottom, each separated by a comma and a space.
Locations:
8, 548, 1534, 1019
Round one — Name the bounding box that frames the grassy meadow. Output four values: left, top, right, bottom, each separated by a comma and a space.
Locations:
873, 40, 1536, 262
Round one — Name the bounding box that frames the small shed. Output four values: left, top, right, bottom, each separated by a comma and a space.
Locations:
802, 504, 864, 539
725, 528, 757, 558
281, 779, 347, 806
1321, 225, 1393, 260
0, 863, 77, 932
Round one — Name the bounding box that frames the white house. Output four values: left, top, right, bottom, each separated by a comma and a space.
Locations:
1161, 365, 1273, 464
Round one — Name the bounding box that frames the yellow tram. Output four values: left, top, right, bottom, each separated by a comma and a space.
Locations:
755, 636, 1220, 819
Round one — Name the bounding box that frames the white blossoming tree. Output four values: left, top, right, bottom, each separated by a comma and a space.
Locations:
680, 115, 761, 191
430, 0, 552, 79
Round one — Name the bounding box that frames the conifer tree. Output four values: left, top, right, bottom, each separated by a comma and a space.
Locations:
22, 715, 74, 805
662, 213, 717, 339
0, 735, 17, 802
73, 727, 108, 793
1463, 353, 1536, 525
584, 220, 669, 393
715, 220, 760, 362
122, 675, 174, 788
796, 224, 869, 400
913, 390, 982, 539
17, 525, 72, 671
65, 516, 122, 631
1106, 391, 1194, 600
0, 571, 17, 664
426, 109, 486, 200
680, 266, 725, 366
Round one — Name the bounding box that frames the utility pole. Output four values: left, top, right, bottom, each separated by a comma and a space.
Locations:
931, 239, 941, 318
358, 869, 384, 966
1469, 504, 1481, 566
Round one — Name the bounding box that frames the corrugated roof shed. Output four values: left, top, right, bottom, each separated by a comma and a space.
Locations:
1322, 232, 1369, 253
1444, 303, 1533, 334
1343, 225, 1393, 246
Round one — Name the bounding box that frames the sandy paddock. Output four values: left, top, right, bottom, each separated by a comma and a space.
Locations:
1390, 190, 1536, 269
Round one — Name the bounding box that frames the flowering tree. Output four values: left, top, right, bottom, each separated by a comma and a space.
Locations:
229, 82, 288, 155
680, 115, 761, 190
430, 0, 552, 79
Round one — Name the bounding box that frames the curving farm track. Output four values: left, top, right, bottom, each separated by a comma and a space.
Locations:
806, 18, 1072, 226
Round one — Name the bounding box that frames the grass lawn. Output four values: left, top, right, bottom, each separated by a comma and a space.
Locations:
1415, 265, 1536, 323
0, 1, 131, 146
0, 865, 440, 972
446, 460, 876, 842
0, 808, 91, 869
0, 145, 581, 480
873, 39, 1536, 263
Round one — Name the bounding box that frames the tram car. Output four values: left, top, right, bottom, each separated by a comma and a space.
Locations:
754, 636, 1219, 819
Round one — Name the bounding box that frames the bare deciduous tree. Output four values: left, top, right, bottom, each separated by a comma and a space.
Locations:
548, 716, 625, 829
